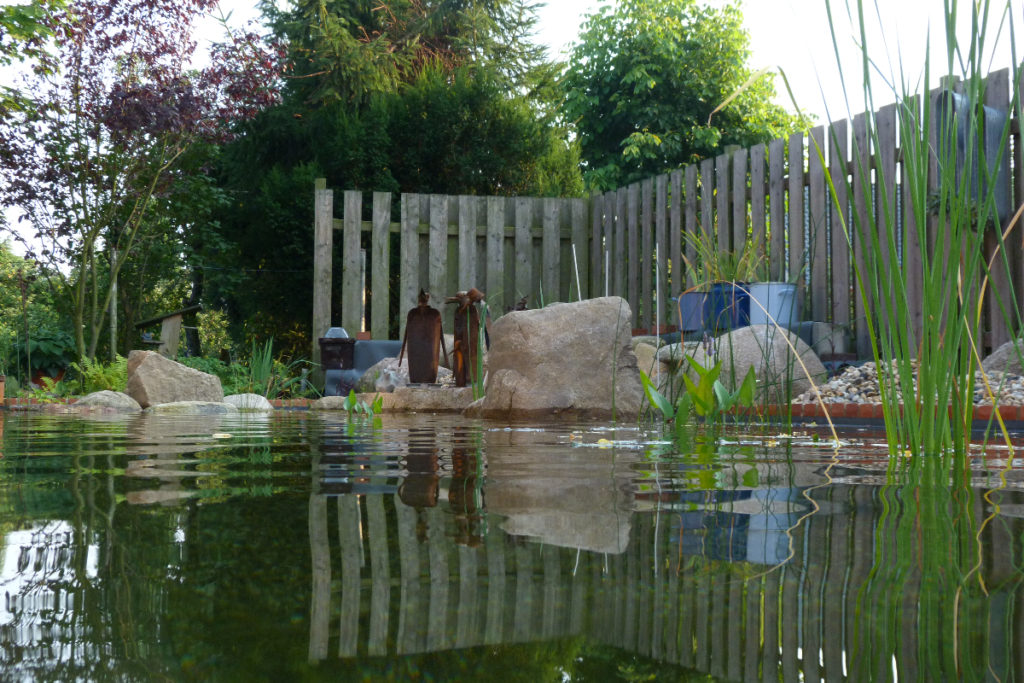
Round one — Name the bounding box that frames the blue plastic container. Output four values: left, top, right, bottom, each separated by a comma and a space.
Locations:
676, 291, 708, 332
706, 282, 750, 333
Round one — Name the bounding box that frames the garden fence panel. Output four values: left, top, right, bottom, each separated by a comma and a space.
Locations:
310, 64, 1021, 358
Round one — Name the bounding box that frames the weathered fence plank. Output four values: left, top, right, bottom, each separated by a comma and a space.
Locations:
852, 115, 873, 358
829, 119, 851, 331
901, 96, 925, 350
429, 196, 449, 326
458, 196, 478, 292
809, 126, 829, 323
591, 194, 604, 297
543, 198, 560, 306
572, 198, 589, 301
641, 178, 654, 329
655, 174, 668, 326
788, 133, 805, 304
732, 147, 747, 253
768, 138, 786, 281
616, 187, 628, 301
877, 103, 899, 333
716, 152, 731, 253
670, 169, 684, 293
750, 143, 767, 259
985, 68, 1013, 350
399, 193, 421, 339
686, 165, 699, 288
628, 183, 640, 326
342, 190, 363, 334
312, 180, 333, 367
371, 192, 391, 339
486, 196, 505, 312
515, 198, 533, 306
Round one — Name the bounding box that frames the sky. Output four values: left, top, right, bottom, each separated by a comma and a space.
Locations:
202, 0, 1023, 122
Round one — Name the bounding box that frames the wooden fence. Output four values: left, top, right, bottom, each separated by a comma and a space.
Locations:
312, 66, 1023, 365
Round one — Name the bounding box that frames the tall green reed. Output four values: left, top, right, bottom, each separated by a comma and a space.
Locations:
817, 2, 1018, 676
819, 0, 1020, 458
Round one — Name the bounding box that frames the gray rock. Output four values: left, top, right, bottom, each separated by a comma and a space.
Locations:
630, 335, 665, 350
983, 339, 1024, 375
126, 351, 223, 408
466, 296, 643, 419
689, 325, 827, 404
655, 341, 702, 368
312, 387, 474, 412
144, 401, 239, 415
224, 393, 274, 411
73, 390, 142, 412
354, 356, 456, 393
387, 386, 474, 412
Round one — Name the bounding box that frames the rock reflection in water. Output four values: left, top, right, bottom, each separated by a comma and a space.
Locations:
484, 427, 635, 553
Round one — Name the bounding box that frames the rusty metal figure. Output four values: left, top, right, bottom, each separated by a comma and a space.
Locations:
399, 289, 448, 384
446, 288, 485, 387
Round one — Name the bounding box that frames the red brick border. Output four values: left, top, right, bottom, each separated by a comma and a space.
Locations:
2, 396, 1024, 422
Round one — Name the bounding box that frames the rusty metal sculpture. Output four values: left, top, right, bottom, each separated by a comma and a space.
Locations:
447, 288, 485, 387
399, 289, 448, 384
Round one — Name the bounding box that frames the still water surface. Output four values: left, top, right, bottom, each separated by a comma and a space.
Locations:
0, 410, 1023, 681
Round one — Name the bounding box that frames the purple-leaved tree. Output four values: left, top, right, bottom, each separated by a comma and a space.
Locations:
0, 0, 282, 359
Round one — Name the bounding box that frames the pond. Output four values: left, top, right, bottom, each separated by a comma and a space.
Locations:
0, 410, 1022, 681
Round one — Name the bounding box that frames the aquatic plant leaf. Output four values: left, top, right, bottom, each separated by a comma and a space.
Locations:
736, 366, 757, 407
640, 369, 675, 420
681, 372, 711, 417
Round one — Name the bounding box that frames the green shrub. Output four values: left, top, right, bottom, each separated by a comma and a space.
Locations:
69, 355, 128, 394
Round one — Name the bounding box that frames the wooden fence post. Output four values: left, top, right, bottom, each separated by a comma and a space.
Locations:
371, 192, 391, 340
312, 178, 333, 381
341, 191, 363, 334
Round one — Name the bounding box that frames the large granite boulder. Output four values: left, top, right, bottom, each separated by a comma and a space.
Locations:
465, 296, 643, 419
983, 339, 1024, 375
73, 390, 142, 413
126, 350, 224, 408
687, 325, 827, 404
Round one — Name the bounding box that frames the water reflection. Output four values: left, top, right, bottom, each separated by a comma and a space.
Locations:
0, 411, 1023, 680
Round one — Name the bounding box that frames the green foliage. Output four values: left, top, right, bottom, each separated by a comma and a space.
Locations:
641, 355, 755, 441
0, 0, 62, 111
682, 230, 766, 287
266, 0, 550, 106
0, 242, 65, 379
13, 325, 77, 378
24, 375, 67, 402
178, 356, 248, 396
197, 309, 233, 358
342, 389, 383, 418
244, 339, 309, 398
561, 0, 801, 190
69, 355, 128, 394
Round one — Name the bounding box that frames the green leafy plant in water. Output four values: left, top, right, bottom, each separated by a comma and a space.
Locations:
640, 354, 756, 443
342, 389, 384, 429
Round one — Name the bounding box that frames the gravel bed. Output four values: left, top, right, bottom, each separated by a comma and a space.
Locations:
793, 361, 1024, 406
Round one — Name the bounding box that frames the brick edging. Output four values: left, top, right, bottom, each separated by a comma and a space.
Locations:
0, 397, 1020, 421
